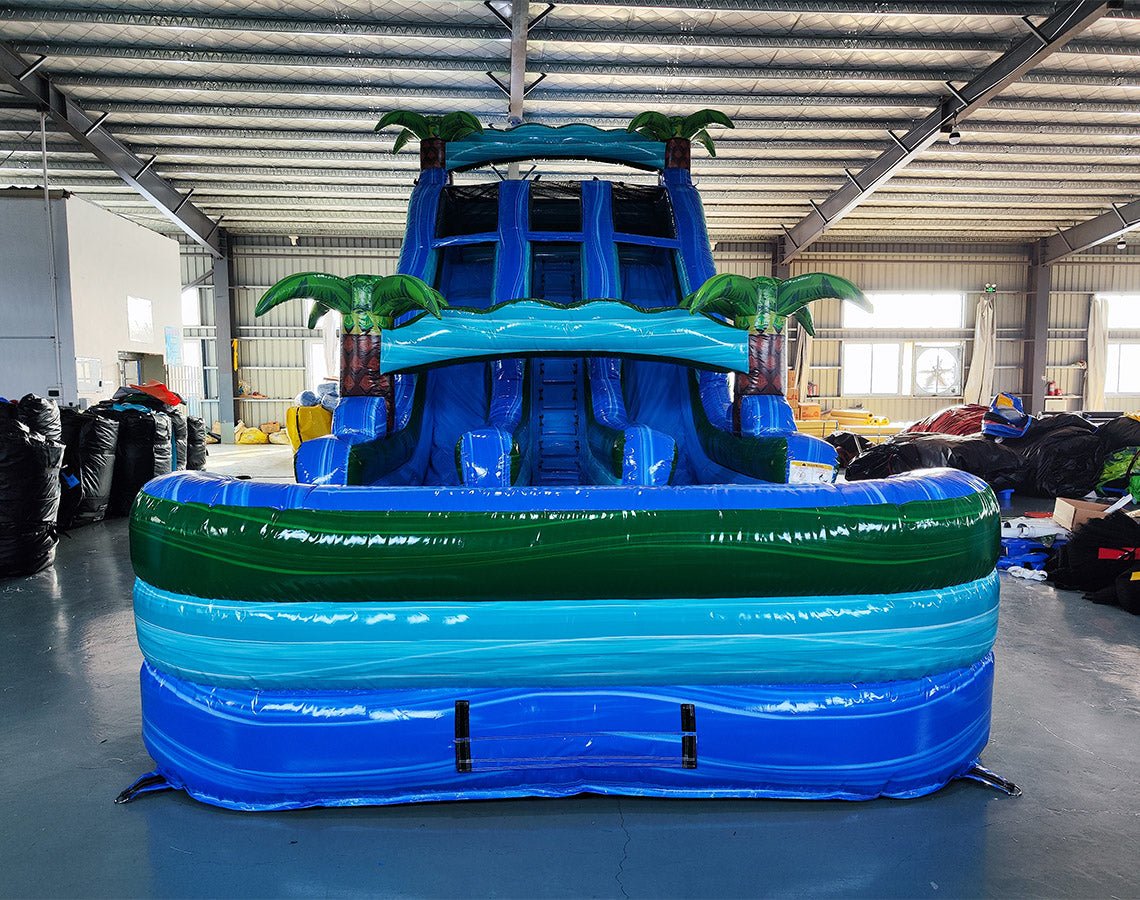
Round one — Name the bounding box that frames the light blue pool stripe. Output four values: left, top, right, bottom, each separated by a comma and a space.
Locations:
135, 573, 999, 690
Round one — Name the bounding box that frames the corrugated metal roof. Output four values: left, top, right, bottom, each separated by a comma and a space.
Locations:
2, 0, 1138, 245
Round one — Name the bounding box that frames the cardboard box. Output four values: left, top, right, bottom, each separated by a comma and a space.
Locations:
1052, 498, 1112, 532
798, 403, 822, 420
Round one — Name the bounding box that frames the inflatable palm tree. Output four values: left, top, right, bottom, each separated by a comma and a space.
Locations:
374, 111, 483, 169
625, 110, 734, 168
683, 273, 870, 427
256, 274, 447, 418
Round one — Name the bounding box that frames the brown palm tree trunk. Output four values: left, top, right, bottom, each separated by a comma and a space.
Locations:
340, 333, 395, 433
420, 138, 446, 170
732, 332, 784, 432
664, 137, 691, 170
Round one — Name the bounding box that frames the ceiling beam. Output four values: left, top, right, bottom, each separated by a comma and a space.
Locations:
20, 41, 1140, 88
1041, 198, 1140, 261
0, 41, 221, 256
779, 0, 1121, 263
5, 7, 1140, 57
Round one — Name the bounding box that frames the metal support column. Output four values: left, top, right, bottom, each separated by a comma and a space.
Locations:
1026, 241, 1052, 415
211, 230, 238, 442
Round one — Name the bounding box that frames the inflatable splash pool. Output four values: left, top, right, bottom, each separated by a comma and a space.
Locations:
122, 117, 1008, 810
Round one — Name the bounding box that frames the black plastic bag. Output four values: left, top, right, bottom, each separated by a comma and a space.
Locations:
845, 433, 1024, 490
1006, 417, 1103, 498
16, 394, 62, 442
1097, 415, 1140, 454
0, 419, 63, 577
826, 431, 872, 468
59, 407, 120, 527
186, 416, 207, 470
1047, 512, 1140, 592
107, 409, 172, 518
167, 407, 188, 471
1083, 568, 1140, 615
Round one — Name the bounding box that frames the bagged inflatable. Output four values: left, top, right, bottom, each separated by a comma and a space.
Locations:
59, 408, 120, 526
1047, 512, 1140, 592
167, 407, 188, 471
16, 394, 62, 442
1097, 414, 1140, 454
0, 418, 63, 577
237, 427, 269, 445
845, 433, 1023, 490
825, 431, 871, 467
1006, 414, 1102, 498
108, 409, 172, 518
982, 392, 1031, 439
1095, 446, 1140, 497
905, 404, 988, 436
186, 417, 207, 470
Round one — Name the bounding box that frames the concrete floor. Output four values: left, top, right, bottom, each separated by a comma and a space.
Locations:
1, 472, 1138, 898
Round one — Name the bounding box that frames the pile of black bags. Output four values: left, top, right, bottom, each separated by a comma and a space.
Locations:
846, 406, 1139, 500
1, 396, 64, 577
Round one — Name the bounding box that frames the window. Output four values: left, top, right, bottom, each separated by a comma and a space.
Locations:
1102, 294, 1140, 329
180, 288, 201, 327
1101, 295, 1140, 394
1106, 343, 1140, 394
617, 244, 682, 309
842, 343, 901, 395
844, 292, 964, 330
436, 184, 498, 237
612, 184, 675, 239
530, 243, 582, 304
435, 243, 496, 308
529, 183, 581, 233
842, 341, 963, 397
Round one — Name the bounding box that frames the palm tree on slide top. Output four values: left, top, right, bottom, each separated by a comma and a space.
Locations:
256, 273, 447, 407
625, 110, 734, 168
682, 273, 870, 422
374, 111, 484, 169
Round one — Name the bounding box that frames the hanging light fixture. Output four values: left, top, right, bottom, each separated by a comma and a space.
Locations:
947, 117, 962, 146
1118, 235, 1128, 250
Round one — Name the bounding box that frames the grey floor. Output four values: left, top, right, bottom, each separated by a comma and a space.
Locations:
1, 469, 1138, 898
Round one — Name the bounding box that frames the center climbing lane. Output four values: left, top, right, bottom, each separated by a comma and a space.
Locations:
531, 357, 584, 485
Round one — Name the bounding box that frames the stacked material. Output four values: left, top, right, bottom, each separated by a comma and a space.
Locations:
0, 396, 64, 577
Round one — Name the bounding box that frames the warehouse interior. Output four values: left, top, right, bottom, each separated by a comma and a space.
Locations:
1, 2, 1139, 898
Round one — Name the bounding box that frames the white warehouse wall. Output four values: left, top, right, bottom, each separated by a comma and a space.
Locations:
64, 195, 183, 405
0, 191, 182, 406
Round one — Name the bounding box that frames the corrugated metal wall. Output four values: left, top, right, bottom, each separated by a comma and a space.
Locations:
715, 243, 1029, 422
181, 237, 402, 429
180, 237, 1140, 431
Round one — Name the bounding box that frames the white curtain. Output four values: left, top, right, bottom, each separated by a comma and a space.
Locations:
793, 322, 814, 399
322, 317, 340, 383
962, 296, 996, 405
1086, 295, 1109, 411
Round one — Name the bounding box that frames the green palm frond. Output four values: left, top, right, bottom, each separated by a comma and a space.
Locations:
626, 111, 674, 141
792, 306, 815, 337
681, 273, 758, 318
369, 274, 449, 322
255, 272, 354, 319
776, 273, 871, 318
438, 111, 484, 141
691, 128, 716, 157
307, 300, 332, 330
391, 129, 415, 154
680, 109, 734, 138
374, 110, 432, 138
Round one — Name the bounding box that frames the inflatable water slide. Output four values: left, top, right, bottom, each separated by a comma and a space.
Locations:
121, 116, 1007, 810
